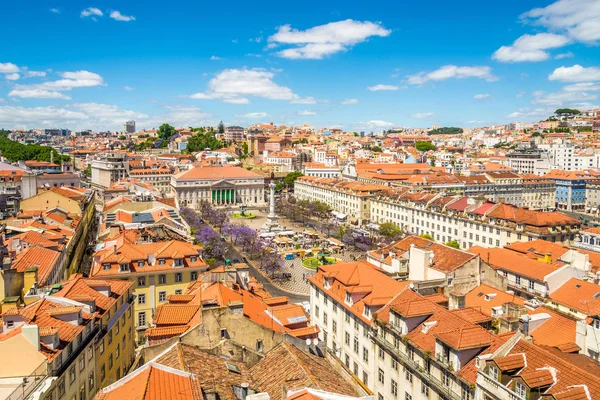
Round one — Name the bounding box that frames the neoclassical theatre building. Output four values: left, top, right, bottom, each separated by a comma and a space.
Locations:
171, 166, 266, 208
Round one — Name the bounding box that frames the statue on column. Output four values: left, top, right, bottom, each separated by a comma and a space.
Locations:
261, 180, 283, 233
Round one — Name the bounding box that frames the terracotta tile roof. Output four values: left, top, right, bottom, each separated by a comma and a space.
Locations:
95, 362, 202, 400
155, 343, 254, 400
549, 278, 600, 316
46, 305, 82, 316
145, 325, 190, 339
529, 306, 577, 347
553, 386, 591, 400
153, 305, 200, 326
450, 307, 492, 324
308, 261, 410, 325
469, 246, 562, 281
556, 342, 581, 353
464, 284, 524, 316
435, 326, 493, 350
11, 245, 61, 286
520, 368, 555, 388
493, 354, 526, 371
249, 343, 360, 400
167, 294, 195, 303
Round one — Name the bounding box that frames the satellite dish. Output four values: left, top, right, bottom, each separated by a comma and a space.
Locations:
312, 338, 319, 346
305, 338, 311, 346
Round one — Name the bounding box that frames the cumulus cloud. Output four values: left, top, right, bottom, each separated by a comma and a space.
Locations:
9, 89, 71, 100
81, 7, 103, 18
555, 51, 574, 59
521, 0, 600, 43
236, 112, 269, 118
298, 110, 316, 116
368, 84, 399, 91
562, 82, 600, 92
411, 112, 435, 119
188, 68, 312, 104
367, 120, 395, 129
268, 19, 390, 59
123, 86, 135, 91
50, 8, 60, 13
0, 63, 19, 74
492, 33, 571, 62
474, 93, 491, 99
210, 56, 224, 61
110, 11, 135, 22
532, 88, 597, 106
549, 64, 600, 82
13, 70, 105, 95
25, 71, 46, 78
407, 65, 498, 84
0, 103, 212, 131
505, 108, 553, 119
341, 98, 359, 104
5, 73, 20, 81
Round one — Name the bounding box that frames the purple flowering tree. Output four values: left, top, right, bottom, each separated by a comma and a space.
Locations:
259, 251, 284, 277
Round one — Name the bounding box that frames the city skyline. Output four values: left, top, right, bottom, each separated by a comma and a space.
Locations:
1, 0, 599, 131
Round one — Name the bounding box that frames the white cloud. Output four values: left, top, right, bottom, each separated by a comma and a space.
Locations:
123, 86, 135, 91
50, 8, 60, 14
188, 68, 311, 104
407, 65, 498, 84
555, 51, 574, 59
474, 93, 491, 99
290, 96, 317, 104
492, 33, 571, 62
110, 11, 135, 22
5, 73, 20, 81
0, 103, 212, 131
467, 120, 485, 124
25, 71, 46, 78
268, 19, 391, 59
9, 89, 71, 99
81, 7, 103, 18
532, 88, 597, 106
368, 84, 399, 91
563, 82, 600, 92
0, 63, 19, 74
549, 64, 600, 82
15, 70, 105, 92
505, 108, 553, 119
236, 112, 269, 118
411, 112, 435, 119
298, 110, 316, 116
210, 56, 223, 61
367, 120, 395, 129
516, 91, 527, 98
521, 0, 600, 43
341, 98, 359, 104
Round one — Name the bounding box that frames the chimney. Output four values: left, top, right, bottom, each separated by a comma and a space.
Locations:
22, 324, 40, 351
113, 245, 117, 255
240, 383, 249, 400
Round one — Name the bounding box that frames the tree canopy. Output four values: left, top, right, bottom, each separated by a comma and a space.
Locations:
445, 240, 460, 249
420, 233, 433, 240
415, 141, 436, 152
379, 222, 401, 239
555, 108, 581, 115
283, 171, 304, 187
371, 145, 383, 153
157, 123, 176, 141
428, 127, 463, 135
218, 121, 225, 134
0, 135, 69, 163
186, 131, 222, 153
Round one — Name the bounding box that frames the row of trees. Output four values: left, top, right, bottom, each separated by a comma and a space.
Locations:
276, 197, 331, 222
428, 127, 463, 135
0, 131, 69, 163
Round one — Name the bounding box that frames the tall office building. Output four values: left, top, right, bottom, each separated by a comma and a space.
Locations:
124, 120, 136, 134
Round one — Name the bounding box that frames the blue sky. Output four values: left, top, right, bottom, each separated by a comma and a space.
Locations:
0, 0, 599, 131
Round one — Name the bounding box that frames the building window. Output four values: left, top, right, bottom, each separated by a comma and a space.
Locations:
353, 337, 359, 354
405, 394, 412, 400
489, 365, 498, 380
116, 343, 120, 359
69, 365, 76, 384
190, 256, 197, 263
442, 370, 450, 386
138, 277, 146, 287
405, 370, 413, 384
391, 380, 398, 398
175, 273, 182, 282
99, 340, 104, 355
159, 291, 166, 302
79, 357, 85, 372
108, 330, 112, 344
528, 280, 535, 290
392, 358, 398, 371
100, 365, 106, 382
345, 332, 350, 345
108, 355, 113, 370
256, 339, 263, 352
137, 260, 144, 268
515, 382, 526, 399
138, 294, 146, 305
379, 346, 384, 360
175, 289, 182, 294
159, 258, 166, 265
138, 312, 147, 327
362, 372, 368, 386
363, 347, 369, 362
88, 372, 95, 392
378, 368, 385, 385
421, 383, 429, 398
332, 320, 337, 334
58, 379, 65, 397
516, 276, 521, 285
159, 274, 166, 284
191, 271, 198, 281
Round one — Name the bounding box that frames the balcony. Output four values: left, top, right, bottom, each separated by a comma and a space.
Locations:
478, 371, 523, 400
370, 332, 464, 400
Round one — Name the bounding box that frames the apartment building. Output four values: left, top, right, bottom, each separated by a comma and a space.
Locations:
308, 261, 411, 390
301, 162, 342, 178
369, 191, 580, 249
91, 153, 129, 189
89, 232, 208, 342
127, 165, 173, 193
224, 125, 244, 142
295, 176, 388, 224
264, 151, 298, 172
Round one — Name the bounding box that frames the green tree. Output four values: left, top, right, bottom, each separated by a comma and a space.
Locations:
428, 127, 463, 135
415, 141, 436, 152
241, 142, 249, 157
157, 123, 176, 141
283, 171, 304, 188
118, 135, 126, 140
420, 233, 433, 240
218, 121, 225, 134
84, 164, 92, 176
0, 136, 69, 163
371, 145, 383, 153
186, 131, 223, 153
555, 108, 581, 115
445, 240, 460, 249
379, 222, 401, 239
